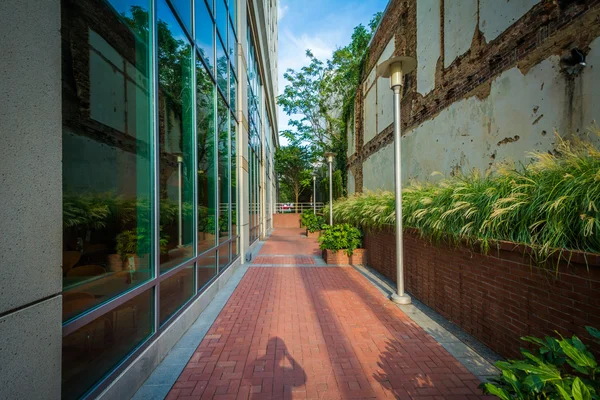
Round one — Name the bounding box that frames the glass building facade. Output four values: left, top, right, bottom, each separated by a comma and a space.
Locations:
58, 0, 276, 397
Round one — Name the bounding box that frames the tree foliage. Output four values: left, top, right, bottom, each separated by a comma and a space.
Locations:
275, 143, 313, 210
277, 12, 382, 193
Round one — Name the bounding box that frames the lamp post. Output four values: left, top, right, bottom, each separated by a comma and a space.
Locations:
324, 152, 335, 226
312, 173, 317, 214
376, 56, 417, 305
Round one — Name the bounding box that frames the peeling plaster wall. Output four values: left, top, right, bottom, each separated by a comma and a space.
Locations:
364, 53, 600, 185
479, 0, 540, 43
352, 0, 600, 195
581, 37, 600, 131
347, 117, 356, 157
417, 0, 441, 95
376, 39, 396, 134
363, 83, 377, 143
444, 0, 477, 67
347, 170, 356, 195
363, 142, 394, 191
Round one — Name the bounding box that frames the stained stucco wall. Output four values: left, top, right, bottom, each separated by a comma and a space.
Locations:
362, 38, 600, 191
356, 0, 600, 193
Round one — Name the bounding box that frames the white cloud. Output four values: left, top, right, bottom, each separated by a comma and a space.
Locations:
277, 29, 340, 135
278, 4, 288, 21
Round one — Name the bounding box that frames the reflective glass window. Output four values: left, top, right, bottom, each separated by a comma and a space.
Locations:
62, 289, 153, 399
198, 250, 217, 290
217, 97, 230, 242
170, 0, 191, 33
195, 0, 214, 74
196, 58, 216, 253
61, 0, 154, 322
216, 0, 227, 44
218, 243, 230, 270
230, 114, 237, 239
159, 266, 194, 324
158, 0, 194, 273
216, 38, 228, 100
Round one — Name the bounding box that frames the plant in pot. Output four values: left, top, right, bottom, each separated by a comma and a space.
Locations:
301, 210, 325, 238
318, 224, 366, 265
116, 228, 169, 279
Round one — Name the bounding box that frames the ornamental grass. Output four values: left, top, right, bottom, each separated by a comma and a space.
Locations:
332, 131, 600, 264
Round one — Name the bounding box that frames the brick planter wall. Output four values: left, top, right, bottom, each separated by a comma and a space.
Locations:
306, 230, 320, 239
363, 227, 600, 359
322, 249, 350, 265
273, 213, 301, 228
350, 249, 367, 266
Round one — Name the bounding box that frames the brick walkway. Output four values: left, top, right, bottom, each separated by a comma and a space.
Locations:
167, 229, 492, 399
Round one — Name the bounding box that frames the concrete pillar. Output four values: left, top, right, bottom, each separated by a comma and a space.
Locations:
0, 0, 63, 399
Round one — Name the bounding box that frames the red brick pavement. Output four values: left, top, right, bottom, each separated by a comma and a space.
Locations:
167, 245, 493, 400
253, 256, 316, 265
259, 229, 320, 256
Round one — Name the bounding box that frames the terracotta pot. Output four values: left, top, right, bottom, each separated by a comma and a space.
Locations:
106, 254, 123, 272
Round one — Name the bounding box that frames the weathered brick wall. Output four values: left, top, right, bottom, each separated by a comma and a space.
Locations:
348, 0, 600, 189
364, 227, 600, 359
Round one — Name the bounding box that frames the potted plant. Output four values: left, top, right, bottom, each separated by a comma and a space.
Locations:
301, 211, 325, 238
116, 228, 169, 274
318, 224, 366, 265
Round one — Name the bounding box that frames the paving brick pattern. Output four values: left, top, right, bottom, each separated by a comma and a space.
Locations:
253, 256, 315, 265
167, 230, 492, 399
259, 229, 320, 256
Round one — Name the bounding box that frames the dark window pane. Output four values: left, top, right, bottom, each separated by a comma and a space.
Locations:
198, 251, 217, 290
216, 38, 228, 99
217, 98, 230, 242
218, 243, 230, 270
232, 237, 238, 259
170, 0, 191, 33
61, 0, 154, 322
197, 59, 216, 253
216, 0, 227, 44
195, 0, 214, 74
230, 114, 237, 239
159, 266, 194, 325
158, 0, 194, 273
62, 289, 153, 399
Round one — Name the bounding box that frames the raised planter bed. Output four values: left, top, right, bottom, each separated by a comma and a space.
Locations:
306, 229, 320, 239
363, 226, 600, 359
322, 248, 367, 265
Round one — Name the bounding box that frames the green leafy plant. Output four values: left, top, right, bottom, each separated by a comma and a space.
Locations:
301, 210, 325, 232
483, 327, 600, 399
331, 131, 600, 266
318, 224, 362, 256
115, 228, 169, 261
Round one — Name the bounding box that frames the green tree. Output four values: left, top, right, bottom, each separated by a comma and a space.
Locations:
275, 144, 312, 212
278, 12, 382, 193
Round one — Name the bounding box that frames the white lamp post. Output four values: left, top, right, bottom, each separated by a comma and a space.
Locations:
376, 56, 417, 305
324, 152, 335, 226
312, 173, 317, 214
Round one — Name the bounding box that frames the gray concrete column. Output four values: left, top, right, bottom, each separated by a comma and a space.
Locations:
0, 0, 63, 399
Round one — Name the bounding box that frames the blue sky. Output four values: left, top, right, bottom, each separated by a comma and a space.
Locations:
277, 0, 389, 135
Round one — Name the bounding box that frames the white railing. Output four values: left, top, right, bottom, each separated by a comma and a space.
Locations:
275, 202, 325, 214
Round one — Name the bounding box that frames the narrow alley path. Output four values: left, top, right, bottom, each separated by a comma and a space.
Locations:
166, 229, 492, 399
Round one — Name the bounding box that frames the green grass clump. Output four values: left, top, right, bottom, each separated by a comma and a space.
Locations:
332, 131, 600, 263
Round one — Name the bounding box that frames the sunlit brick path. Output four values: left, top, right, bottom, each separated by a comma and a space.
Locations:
166, 230, 491, 399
